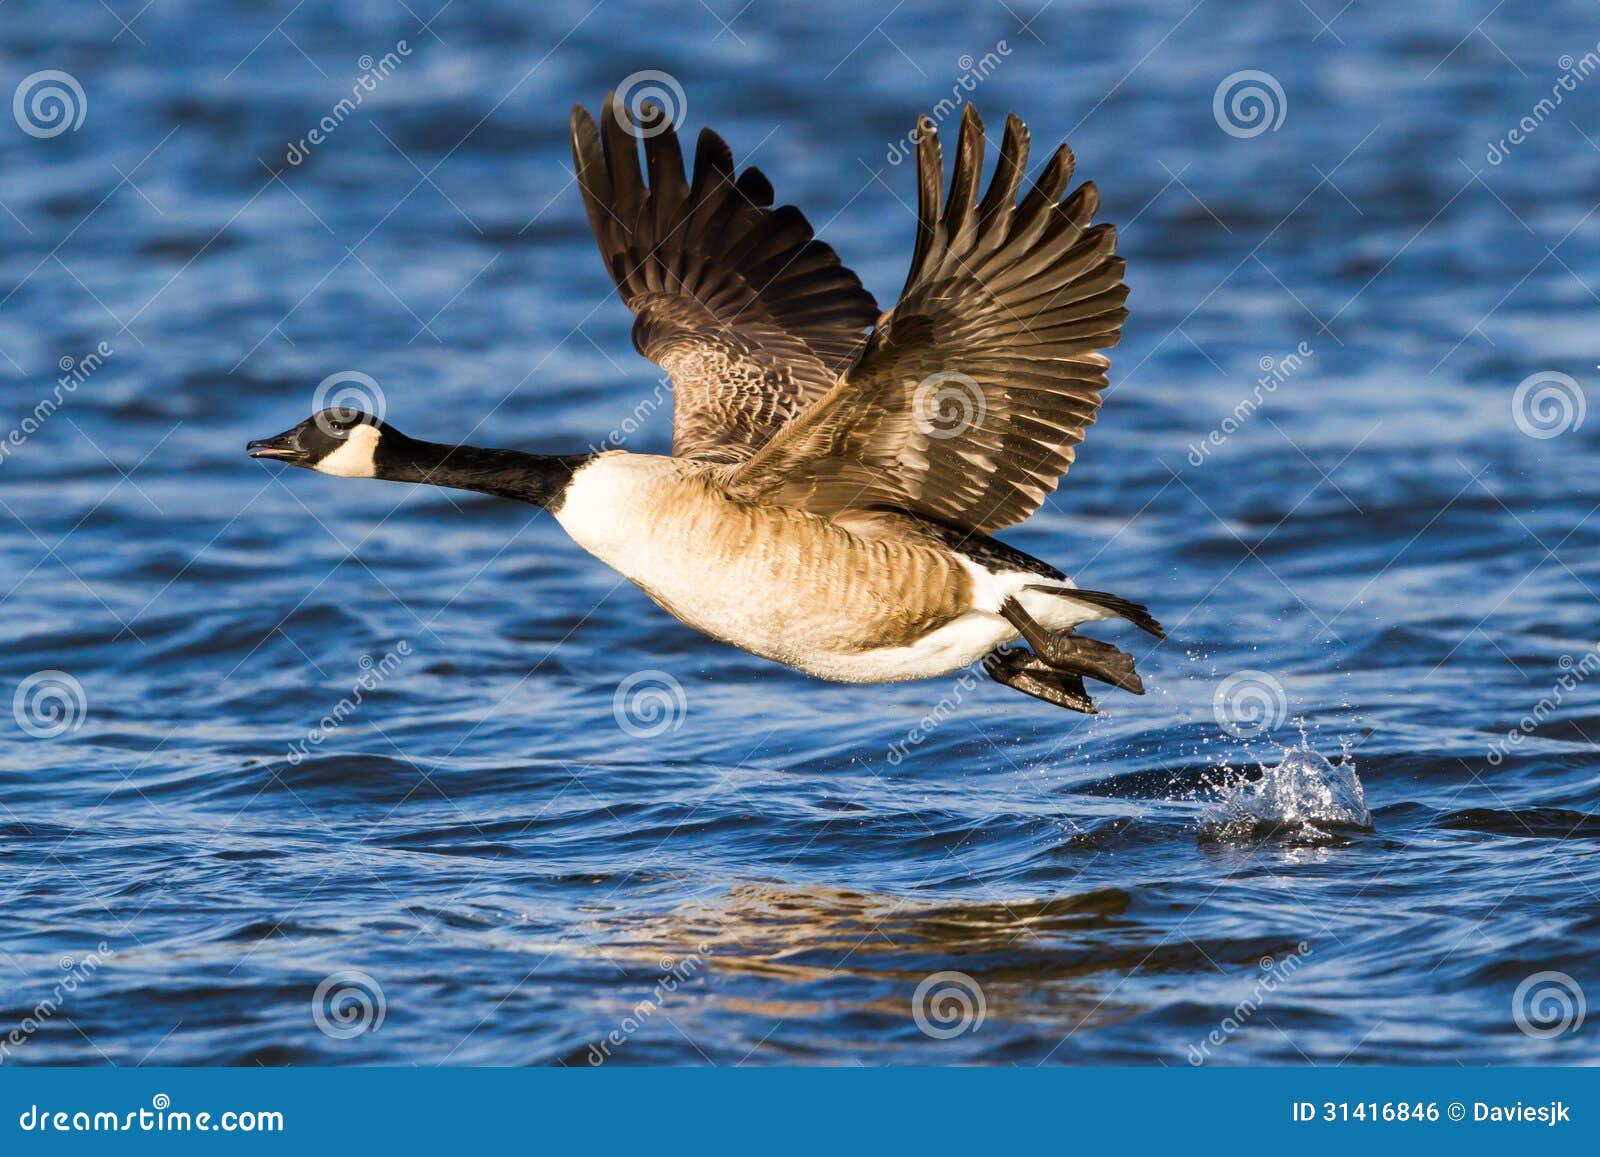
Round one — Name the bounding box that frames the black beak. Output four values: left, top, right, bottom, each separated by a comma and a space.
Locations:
246, 428, 307, 463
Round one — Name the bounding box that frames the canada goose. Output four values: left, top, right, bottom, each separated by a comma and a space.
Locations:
247, 93, 1164, 713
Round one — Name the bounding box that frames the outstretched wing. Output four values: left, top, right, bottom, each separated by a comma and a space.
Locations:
570, 94, 878, 463
728, 104, 1128, 533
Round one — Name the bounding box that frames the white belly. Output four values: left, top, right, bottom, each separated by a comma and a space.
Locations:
797, 612, 1015, 682
811, 577, 1103, 683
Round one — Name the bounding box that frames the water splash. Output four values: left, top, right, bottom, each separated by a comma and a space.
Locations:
1202, 745, 1372, 843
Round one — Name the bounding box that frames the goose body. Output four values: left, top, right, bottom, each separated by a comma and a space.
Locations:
555, 451, 1104, 682
248, 91, 1165, 713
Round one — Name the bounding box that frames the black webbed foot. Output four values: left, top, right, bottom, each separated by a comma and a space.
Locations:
999, 597, 1146, 694
983, 647, 1097, 714
1040, 633, 1144, 694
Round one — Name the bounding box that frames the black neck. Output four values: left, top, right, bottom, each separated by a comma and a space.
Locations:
375, 434, 592, 510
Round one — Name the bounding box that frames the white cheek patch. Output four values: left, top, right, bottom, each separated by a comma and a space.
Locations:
313, 424, 380, 478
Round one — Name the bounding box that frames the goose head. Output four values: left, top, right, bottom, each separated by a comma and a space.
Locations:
248, 407, 591, 507
247, 407, 388, 477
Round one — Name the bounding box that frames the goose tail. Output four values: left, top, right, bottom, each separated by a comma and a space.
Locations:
1025, 583, 1165, 639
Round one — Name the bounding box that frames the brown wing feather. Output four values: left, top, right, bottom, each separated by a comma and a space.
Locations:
570, 94, 878, 462
729, 105, 1128, 533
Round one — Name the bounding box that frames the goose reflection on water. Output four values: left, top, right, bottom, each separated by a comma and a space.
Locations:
568, 882, 1311, 1056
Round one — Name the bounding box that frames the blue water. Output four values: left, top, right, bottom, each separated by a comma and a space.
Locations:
2, 0, 1598, 1066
